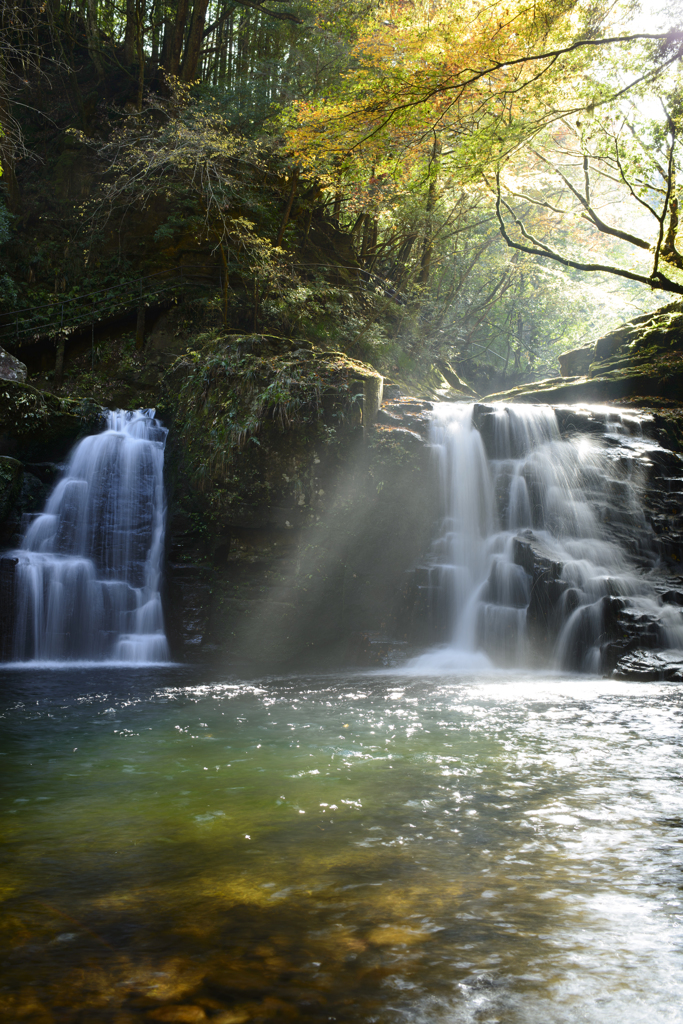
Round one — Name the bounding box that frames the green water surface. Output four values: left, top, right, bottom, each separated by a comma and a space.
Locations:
1, 667, 682, 1023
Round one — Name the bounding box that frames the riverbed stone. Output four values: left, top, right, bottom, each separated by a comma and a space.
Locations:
612, 648, 683, 680
147, 1006, 207, 1023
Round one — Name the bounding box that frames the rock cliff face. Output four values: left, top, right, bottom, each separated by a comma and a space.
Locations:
159, 336, 436, 668
0, 380, 103, 546
4, 308, 683, 677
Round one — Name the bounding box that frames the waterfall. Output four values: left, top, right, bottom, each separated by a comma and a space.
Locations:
417, 402, 683, 672
7, 409, 170, 664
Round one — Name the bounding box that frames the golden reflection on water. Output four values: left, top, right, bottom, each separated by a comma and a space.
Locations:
1, 670, 683, 1023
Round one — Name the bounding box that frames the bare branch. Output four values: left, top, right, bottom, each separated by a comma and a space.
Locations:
529, 148, 652, 250
493, 170, 683, 296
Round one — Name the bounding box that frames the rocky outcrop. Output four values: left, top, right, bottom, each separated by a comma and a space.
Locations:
613, 648, 683, 680
158, 337, 436, 667
558, 346, 593, 377
0, 346, 27, 383
0, 381, 103, 544
487, 301, 683, 406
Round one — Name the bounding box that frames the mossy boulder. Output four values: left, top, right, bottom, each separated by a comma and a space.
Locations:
159, 333, 436, 667
162, 333, 382, 532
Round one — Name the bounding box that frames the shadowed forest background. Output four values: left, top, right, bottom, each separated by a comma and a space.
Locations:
1, 0, 683, 396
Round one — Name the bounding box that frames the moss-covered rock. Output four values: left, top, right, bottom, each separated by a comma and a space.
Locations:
158, 335, 437, 667
162, 333, 381, 531
486, 301, 683, 407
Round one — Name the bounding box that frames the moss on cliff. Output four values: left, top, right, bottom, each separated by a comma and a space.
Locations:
162, 332, 381, 528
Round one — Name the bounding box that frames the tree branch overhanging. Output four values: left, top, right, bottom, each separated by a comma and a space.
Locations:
493, 170, 683, 296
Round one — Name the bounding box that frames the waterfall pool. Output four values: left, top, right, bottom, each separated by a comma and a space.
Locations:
2, 667, 683, 1023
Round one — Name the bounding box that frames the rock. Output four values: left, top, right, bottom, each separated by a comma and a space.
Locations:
434, 359, 479, 396
0, 456, 23, 523
554, 406, 606, 436
484, 301, 683, 406
558, 346, 594, 376
0, 345, 27, 382
147, 1006, 207, 1023
594, 324, 639, 361
366, 925, 427, 945
0, 379, 103, 462
211, 1011, 251, 1024
362, 375, 383, 432
612, 649, 683, 681
0, 555, 17, 659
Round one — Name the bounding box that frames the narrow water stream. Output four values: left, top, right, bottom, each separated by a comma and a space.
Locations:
2, 667, 683, 1023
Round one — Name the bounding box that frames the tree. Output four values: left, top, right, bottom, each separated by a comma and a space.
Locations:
494, 75, 683, 296
77, 84, 289, 324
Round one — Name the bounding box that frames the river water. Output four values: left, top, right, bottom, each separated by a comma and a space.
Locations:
2, 666, 683, 1023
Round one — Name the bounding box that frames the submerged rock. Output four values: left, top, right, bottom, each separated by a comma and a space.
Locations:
147, 1006, 207, 1023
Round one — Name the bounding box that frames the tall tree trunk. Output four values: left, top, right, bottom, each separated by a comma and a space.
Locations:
123, 0, 137, 64
180, 0, 210, 82
276, 167, 299, 246
160, 4, 175, 73
417, 135, 441, 285
85, 0, 105, 80
167, 0, 190, 77
135, 300, 146, 350
135, 0, 145, 109
391, 232, 417, 288
55, 335, 66, 385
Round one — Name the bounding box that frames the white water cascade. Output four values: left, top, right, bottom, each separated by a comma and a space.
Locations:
416, 402, 683, 672
9, 409, 170, 664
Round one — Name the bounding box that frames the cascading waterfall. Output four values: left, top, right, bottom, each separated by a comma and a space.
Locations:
418, 401, 683, 672
9, 409, 170, 664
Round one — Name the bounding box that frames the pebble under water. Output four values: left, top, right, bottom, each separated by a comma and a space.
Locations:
1, 667, 683, 1023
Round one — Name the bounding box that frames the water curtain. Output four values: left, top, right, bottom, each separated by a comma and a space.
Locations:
425, 403, 683, 671
11, 409, 169, 663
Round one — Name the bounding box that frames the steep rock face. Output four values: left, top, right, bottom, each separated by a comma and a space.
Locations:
0, 381, 103, 545
159, 336, 435, 668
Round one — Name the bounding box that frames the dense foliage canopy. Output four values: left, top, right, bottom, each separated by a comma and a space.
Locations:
1, 0, 683, 388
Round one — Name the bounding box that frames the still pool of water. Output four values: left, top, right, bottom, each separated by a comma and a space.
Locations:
1, 668, 683, 1023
